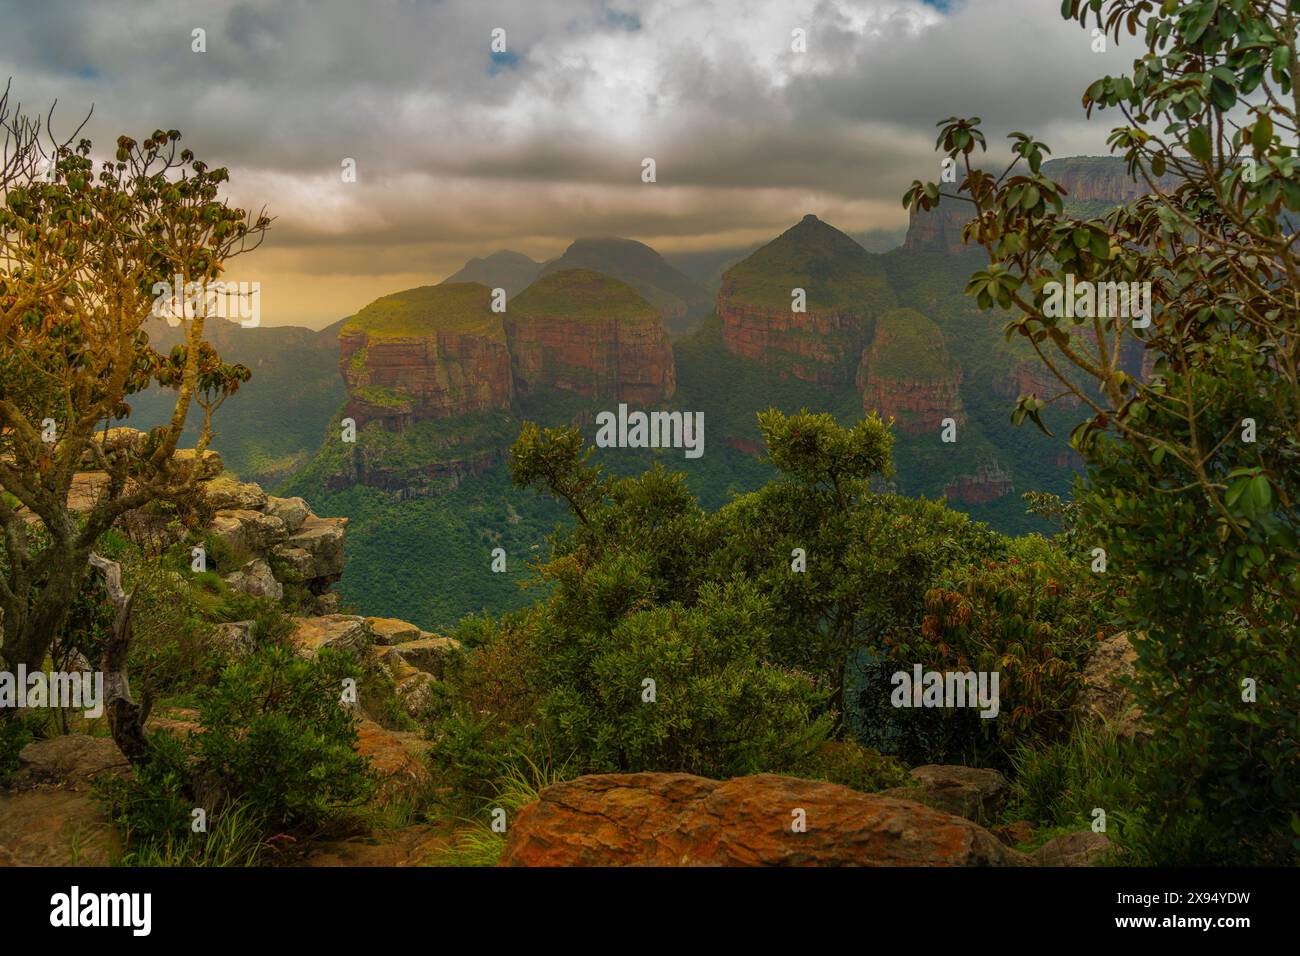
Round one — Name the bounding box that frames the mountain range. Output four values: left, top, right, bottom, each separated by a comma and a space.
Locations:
133, 156, 1158, 629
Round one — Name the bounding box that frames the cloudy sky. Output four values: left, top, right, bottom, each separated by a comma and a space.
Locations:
0, 0, 1136, 328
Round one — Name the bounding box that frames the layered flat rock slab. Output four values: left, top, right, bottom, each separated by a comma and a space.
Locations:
391, 636, 461, 678
880, 764, 1010, 825
289, 614, 374, 657
1034, 831, 1113, 867
500, 772, 1028, 867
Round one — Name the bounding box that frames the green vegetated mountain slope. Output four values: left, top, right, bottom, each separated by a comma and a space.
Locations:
199, 158, 1145, 629
130, 315, 347, 487
538, 237, 712, 338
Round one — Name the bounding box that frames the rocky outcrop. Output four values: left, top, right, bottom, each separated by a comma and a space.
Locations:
1034, 831, 1113, 866
943, 460, 1015, 504
880, 765, 1010, 825
857, 308, 964, 435
337, 284, 513, 430
504, 269, 675, 404
904, 202, 975, 256
499, 772, 1027, 866
904, 157, 1180, 254
1043, 156, 1177, 205
1072, 632, 1148, 738
287, 610, 463, 720
717, 215, 895, 388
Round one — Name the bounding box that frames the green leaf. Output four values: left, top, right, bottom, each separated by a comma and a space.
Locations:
1187, 125, 1212, 163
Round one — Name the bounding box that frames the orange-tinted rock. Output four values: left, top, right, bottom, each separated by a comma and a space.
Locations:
857, 309, 964, 436
504, 270, 675, 404
339, 324, 512, 429
720, 303, 871, 387
500, 772, 1027, 866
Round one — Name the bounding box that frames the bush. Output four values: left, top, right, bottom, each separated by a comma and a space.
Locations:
197, 646, 376, 830
1006, 722, 1144, 836
860, 534, 1105, 769
786, 740, 910, 793
97, 645, 377, 857
0, 716, 36, 785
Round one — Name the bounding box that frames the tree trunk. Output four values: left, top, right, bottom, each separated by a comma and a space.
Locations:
88, 553, 150, 767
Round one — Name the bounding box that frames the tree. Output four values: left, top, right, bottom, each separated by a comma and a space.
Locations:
0, 90, 269, 753
903, 0, 1299, 860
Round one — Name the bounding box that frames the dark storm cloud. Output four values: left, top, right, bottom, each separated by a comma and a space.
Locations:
0, 0, 1136, 326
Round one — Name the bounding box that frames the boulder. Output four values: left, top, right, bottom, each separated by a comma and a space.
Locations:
355, 717, 429, 787
1073, 632, 1147, 738
210, 509, 287, 555
264, 496, 310, 534
172, 447, 223, 480
223, 558, 283, 602
395, 672, 439, 717
391, 636, 461, 678
271, 545, 315, 578
202, 474, 268, 512
993, 820, 1035, 848
880, 765, 1010, 825
367, 617, 423, 646
17, 735, 126, 788
1034, 831, 1113, 867
500, 772, 1028, 866
211, 620, 255, 657
284, 515, 347, 580
289, 614, 373, 658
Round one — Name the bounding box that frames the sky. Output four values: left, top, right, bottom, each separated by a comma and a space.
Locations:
0, 0, 1137, 328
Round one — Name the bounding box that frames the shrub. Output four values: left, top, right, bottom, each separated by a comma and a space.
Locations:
97, 645, 376, 857
860, 534, 1105, 769
786, 740, 910, 793
196, 646, 376, 831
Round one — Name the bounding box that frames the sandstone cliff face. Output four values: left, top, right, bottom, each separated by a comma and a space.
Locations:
943, 460, 1014, 504
993, 358, 1082, 409
859, 374, 963, 435
715, 216, 894, 388
856, 308, 964, 436
1043, 157, 1176, 204
338, 325, 512, 429
504, 270, 675, 403
903, 157, 1180, 254
720, 303, 872, 387
903, 202, 974, 256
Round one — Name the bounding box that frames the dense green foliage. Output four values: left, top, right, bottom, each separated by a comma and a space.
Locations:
428, 412, 1100, 803
902, 0, 1300, 865
97, 645, 376, 854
